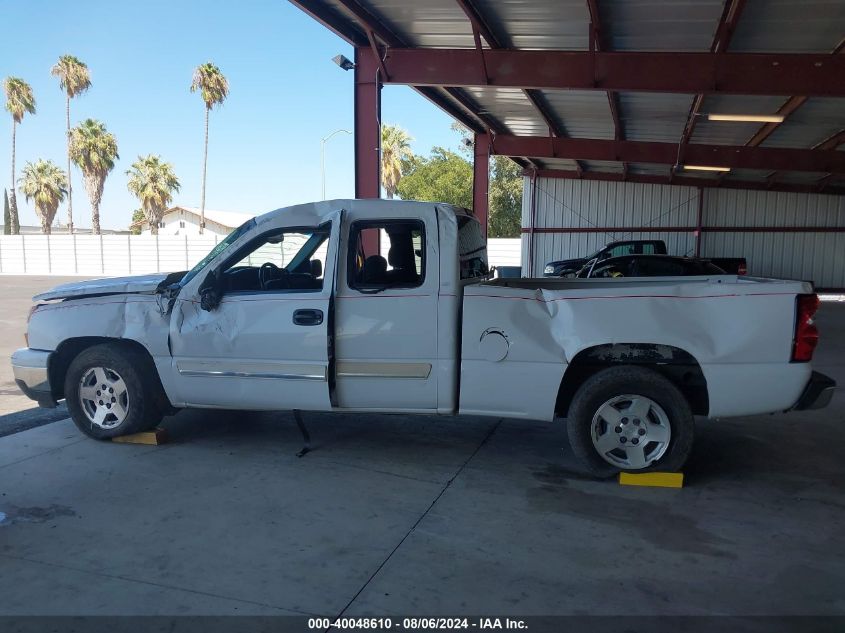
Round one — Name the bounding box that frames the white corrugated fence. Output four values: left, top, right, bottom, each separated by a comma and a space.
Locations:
0, 234, 523, 277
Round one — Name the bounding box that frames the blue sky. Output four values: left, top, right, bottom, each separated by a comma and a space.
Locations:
0, 0, 461, 230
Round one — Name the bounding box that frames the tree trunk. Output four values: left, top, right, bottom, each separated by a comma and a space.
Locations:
3, 188, 10, 235
66, 95, 74, 234
91, 199, 101, 235
9, 121, 19, 235
199, 106, 209, 235
40, 208, 51, 234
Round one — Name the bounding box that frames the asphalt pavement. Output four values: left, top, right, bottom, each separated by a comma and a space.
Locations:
0, 276, 94, 434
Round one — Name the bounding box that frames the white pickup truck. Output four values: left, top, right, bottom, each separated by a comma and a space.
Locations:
11, 199, 835, 476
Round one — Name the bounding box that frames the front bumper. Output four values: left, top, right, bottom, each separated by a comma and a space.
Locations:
792, 371, 837, 411
11, 348, 56, 408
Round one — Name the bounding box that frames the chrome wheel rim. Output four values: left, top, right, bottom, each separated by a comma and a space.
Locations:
590, 394, 671, 470
79, 367, 130, 429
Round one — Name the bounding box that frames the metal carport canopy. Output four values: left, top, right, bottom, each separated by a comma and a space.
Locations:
291, 0, 845, 218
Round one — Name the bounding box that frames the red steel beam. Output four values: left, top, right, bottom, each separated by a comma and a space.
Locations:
453, 0, 583, 173
711, 0, 748, 54
493, 135, 845, 173
745, 96, 809, 147
455, 0, 500, 49
292, 1, 494, 142
585, 0, 624, 141
744, 41, 843, 148
815, 129, 845, 150
524, 168, 845, 196
289, 0, 368, 47
679, 0, 747, 149
334, 0, 403, 46
354, 47, 381, 200
378, 48, 845, 96
586, 0, 627, 182
473, 132, 490, 237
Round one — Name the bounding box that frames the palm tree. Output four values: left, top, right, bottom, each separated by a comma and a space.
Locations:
69, 119, 118, 235
3, 77, 36, 235
51, 55, 91, 235
126, 155, 180, 235
18, 159, 67, 234
381, 124, 413, 199
190, 62, 228, 234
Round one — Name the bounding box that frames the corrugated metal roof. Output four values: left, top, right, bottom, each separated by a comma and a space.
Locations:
619, 92, 695, 143
729, 0, 845, 53
463, 87, 547, 135
354, 0, 477, 47
691, 95, 789, 145
300, 0, 845, 193
598, 0, 726, 51
629, 162, 673, 176
472, 0, 591, 49
762, 98, 845, 149
536, 157, 583, 172
721, 168, 771, 182
538, 90, 616, 139
581, 160, 625, 173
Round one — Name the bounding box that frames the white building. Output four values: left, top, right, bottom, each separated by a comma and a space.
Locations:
131, 206, 255, 236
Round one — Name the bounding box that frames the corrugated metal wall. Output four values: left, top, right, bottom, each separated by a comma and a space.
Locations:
700, 189, 845, 288
521, 178, 698, 274
522, 177, 845, 288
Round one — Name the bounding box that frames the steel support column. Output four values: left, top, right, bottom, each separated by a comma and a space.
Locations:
473, 132, 490, 238
528, 169, 537, 277
354, 47, 381, 255
354, 47, 381, 199
695, 187, 704, 257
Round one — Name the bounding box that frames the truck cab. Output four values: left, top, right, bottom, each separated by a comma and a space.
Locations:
170, 199, 475, 414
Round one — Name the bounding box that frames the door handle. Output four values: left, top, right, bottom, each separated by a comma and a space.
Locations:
293, 309, 324, 326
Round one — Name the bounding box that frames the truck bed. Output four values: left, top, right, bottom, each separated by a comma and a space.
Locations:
479, 274, 788, 293
457, 275, 813, 421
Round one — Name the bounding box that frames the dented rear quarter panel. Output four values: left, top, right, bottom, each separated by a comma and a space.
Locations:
459, 276, 813, 421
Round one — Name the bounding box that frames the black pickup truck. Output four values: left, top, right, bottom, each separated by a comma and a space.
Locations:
543, 239, 747, 277
543, 240, 667, 277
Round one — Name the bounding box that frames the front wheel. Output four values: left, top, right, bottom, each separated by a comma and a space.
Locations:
566, 366, 695, 477
64, 343, 163, 440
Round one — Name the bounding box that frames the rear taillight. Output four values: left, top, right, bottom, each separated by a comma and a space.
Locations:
738, 263, 747, 275
792, 293, 820, 362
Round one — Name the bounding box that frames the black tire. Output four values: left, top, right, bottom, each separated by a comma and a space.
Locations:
64, 343, 163, 440
566, 366, 695, 478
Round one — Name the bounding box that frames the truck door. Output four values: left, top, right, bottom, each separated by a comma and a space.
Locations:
333, 212, 439, 411
168, 213, 340, 410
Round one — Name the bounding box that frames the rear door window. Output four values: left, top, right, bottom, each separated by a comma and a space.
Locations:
348, 220, 425, 291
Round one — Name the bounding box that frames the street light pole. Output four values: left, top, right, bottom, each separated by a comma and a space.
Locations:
321, 129, 351, 200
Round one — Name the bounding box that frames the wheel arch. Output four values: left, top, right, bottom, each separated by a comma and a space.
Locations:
49, 336, 171, 411
555, 343, 709, 418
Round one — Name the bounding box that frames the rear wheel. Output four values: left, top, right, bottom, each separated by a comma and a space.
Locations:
566, 366, 694, 477
64, 344, 163, 439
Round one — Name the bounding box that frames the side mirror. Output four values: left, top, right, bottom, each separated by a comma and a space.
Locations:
200, 286, 221, 312
199, 269, 223, 311
310, 259, 323, 279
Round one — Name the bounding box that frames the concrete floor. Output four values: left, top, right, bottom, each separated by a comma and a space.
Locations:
0, 275, 843, 617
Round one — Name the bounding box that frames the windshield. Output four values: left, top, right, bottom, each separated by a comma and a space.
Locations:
180, 218, 256, 286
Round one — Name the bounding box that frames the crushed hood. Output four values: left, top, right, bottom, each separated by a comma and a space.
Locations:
33, 273, 173, 301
